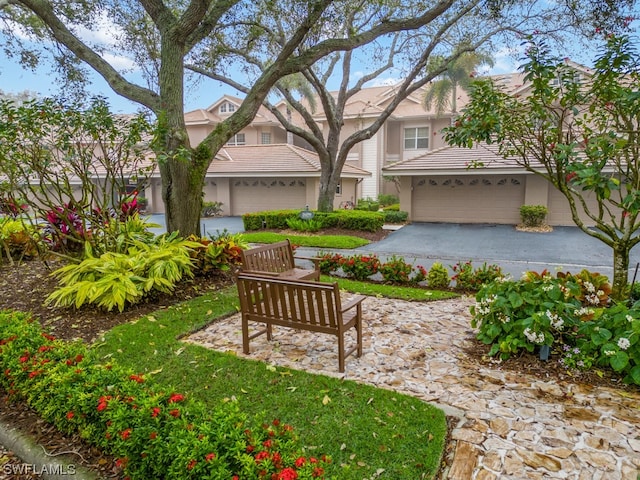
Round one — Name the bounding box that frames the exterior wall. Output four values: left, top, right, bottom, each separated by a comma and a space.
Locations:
150, 178, 165, 214
187, 125, 212, 146
360, 121, 380, 200
523, 174, 549, 206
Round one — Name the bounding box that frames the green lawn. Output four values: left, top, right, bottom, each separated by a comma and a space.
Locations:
240, 231, 370, 249
93, 280, 450, 479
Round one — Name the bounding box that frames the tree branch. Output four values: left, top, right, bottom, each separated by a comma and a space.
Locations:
19, 0, 162, 111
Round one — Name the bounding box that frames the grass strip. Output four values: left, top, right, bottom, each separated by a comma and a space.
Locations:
93, 285, 448, 479
240, 231, 370, 249
322, 275, 459, 301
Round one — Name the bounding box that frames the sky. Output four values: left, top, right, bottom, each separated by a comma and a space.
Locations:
0, 12, 632, 115
0, 44, 523, 115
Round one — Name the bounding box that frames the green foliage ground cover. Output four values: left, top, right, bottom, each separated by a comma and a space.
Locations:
91, 286, 448, 479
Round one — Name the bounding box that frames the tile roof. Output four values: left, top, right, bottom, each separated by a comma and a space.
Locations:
382, 142, 531, 176
185, 95, 279, 126
207, 144, 371, 177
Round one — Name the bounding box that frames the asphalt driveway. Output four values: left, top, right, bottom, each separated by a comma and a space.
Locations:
362, 222, 640, 280
153, 215, 640, 281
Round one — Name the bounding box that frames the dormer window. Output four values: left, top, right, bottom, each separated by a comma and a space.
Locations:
219, 102, 236, 114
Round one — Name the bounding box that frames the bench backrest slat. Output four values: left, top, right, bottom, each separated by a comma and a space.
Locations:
240, 240, 295, 273
237, 274, 342, 331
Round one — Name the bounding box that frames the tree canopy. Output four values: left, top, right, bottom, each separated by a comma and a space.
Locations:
0, 0, 638, 233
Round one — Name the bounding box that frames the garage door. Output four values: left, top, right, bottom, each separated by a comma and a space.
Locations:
230, 178, 307, 215
412, 175, 525, 224
546, 186, 621, 227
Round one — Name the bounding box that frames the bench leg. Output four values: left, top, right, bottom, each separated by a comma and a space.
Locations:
356, 304, 363, 357
242, 316, 250, 354
338, 335, 345, 373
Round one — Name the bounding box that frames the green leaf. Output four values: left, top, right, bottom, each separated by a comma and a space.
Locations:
610, 351, 629, 372
628, 365, 640, 386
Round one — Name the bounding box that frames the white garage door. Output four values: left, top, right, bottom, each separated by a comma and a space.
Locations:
412, 175, 526, 224
546, 186, 619, 227
230, 178, 307, 215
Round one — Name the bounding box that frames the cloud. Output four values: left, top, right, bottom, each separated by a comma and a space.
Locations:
74, 11, 121, 47
487, 45, 524, 74
364, 77, 400, 87
100, 52, 138, 71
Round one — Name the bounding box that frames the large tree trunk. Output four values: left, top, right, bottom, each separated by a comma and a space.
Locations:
156, 36, 207, 236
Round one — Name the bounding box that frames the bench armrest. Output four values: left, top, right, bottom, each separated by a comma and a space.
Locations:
239, 269, 282, 277
293, 255, 321, 269
341, 295, 366, 313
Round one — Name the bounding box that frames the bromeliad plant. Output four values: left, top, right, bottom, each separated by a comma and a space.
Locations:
0, 311, 331, 479
471, 269, 640, 385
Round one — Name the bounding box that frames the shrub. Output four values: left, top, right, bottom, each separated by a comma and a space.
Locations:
286, 217, 324, 233
427, 262, 450, 289
519, 205, 548, 227
46, 234, 200, 312
356, 198, 380, 211
377, 194, 399, 207
316, 251, 344, 275
0, 218, 40, 262
201, 201, 223, 217
383, 210, 408, 224
93, 214, 159, 255
451, 260, 504, 291
382, 203, 400, 211
243, 209, 384, 233
379, 255, 413, 284
0, 312, 332, 479
340, 254, 381, 281
188, 230, 247, 274
0, 196, 28, 217
42, 203, 87, 252
471, 270, 640, 386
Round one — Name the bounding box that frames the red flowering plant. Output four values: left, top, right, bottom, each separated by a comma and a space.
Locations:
316, 251, 344, 275
0, 311, 334, 479
240, 419, 331, 479
379, 255, 427, 285
340, 253, 381, 281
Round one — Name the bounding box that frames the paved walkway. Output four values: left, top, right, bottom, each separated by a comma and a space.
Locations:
185, 296, 640, 479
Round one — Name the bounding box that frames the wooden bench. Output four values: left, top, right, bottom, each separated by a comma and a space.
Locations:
235, 273, 365, 372
239, 239, 320, 281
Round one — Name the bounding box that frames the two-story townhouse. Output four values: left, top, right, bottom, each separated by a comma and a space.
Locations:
144, 95, 370, 215
382, 62, 612, 226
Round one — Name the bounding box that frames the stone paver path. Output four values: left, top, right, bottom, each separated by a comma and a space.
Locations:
185, 296, 640, 479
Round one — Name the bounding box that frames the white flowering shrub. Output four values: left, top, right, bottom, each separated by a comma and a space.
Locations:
471, 269, 640, 386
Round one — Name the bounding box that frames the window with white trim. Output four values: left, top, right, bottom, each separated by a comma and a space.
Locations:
261, 132, 271, 144
227, 133, 245, 145
219, 102, 236, 114
404, 127, 429, 149
336, 181, 342, 195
